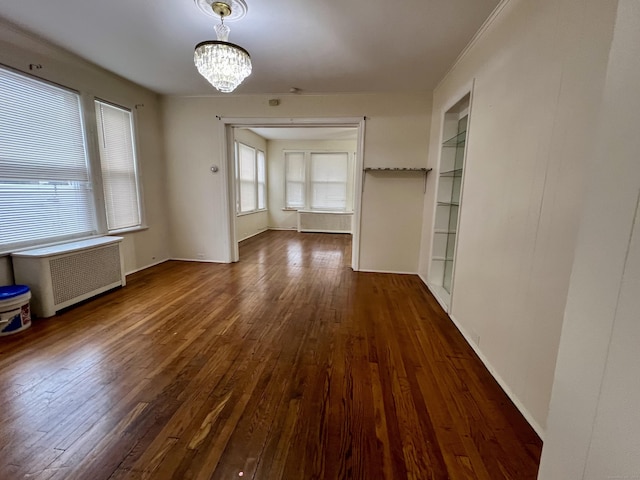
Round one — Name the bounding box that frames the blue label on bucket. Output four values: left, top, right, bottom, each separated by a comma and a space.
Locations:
0, 304, 30, 336
2, 312, 23, 333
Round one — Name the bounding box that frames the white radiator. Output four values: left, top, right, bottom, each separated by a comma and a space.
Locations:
297, 210, 353, 234
11, 236, 125, 318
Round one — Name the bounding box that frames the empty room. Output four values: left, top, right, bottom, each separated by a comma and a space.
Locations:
0, 0, 639, 479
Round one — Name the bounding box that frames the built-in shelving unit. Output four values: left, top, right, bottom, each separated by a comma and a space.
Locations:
429, 93, 470, 309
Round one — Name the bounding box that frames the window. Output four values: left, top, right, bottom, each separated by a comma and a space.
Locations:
284, 151, 350, 211
0, 66, 96, 251
235, 142, 266, 214
238, 143, 257, 212
257, 150, 266, 210
284, 152, 305, 209
310, 153, 348, 210
0, 66, 145, 252
95, 100, 142, 231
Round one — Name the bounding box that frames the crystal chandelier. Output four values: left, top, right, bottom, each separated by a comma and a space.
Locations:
194, 1, 252, 93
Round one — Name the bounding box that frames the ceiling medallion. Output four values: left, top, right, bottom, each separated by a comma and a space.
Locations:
194, 0, 252, 93
194, 0, 248, 22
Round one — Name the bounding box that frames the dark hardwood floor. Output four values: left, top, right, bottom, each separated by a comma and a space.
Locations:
0, 230, 541, 479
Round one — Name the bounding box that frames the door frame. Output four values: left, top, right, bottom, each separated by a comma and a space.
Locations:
217, 116, 366, 271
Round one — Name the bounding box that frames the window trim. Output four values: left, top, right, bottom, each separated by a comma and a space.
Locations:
94, 98, 145, 233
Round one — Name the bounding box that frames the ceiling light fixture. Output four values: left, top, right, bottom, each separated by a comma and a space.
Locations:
194, 0, 252, 93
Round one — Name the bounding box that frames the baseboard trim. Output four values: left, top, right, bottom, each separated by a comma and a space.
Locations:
267, 227, 297, 231
238, 228, 268, 242
449, 312, 545, 440
125, 258, 169, 276
418, 273, 450, 312
418, 273, 545, 439
170, 257, 227, 264
298, 229, 352, 234
358, 269, 417, 275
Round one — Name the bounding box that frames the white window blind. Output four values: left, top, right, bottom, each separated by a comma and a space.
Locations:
310, 152, 348, 210
0, 66, 96, 250
285, 151, 350, 211
257, 150, 266, 210
95, 100, 141, 231
238, 143, 257, 213
235, 142, 267, 214
285, 152, 305, 208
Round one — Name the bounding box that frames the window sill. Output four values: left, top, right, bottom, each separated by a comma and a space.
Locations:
283, 208, 354, 214
108, 225, 148, 235
236, 209, 268, 217
298, 210, 354, 215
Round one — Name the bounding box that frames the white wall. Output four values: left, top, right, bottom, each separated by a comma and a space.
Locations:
418, 0, 617, 432
0, 257, 13, 285
162, 93, 431, 272
0, 19, 171, 278
233, 128, 269, 241
267, 139, 357, 230
236, 212, 269, 242
538, 2, 640, 478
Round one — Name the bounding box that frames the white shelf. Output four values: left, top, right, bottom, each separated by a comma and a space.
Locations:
362, 167, 432, 192
364, 167, 431, 172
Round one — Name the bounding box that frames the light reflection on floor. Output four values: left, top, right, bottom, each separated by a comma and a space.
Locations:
286, 241, 303, 265
239, 231, 351, 270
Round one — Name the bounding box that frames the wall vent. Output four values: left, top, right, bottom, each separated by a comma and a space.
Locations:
12, 237, 125, 318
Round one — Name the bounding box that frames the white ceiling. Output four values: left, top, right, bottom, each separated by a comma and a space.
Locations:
0, 0, 500, 96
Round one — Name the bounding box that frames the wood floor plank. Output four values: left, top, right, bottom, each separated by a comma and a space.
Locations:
0, 230, 542, 479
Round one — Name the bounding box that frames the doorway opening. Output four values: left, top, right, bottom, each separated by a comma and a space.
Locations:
219, 118, 365, 271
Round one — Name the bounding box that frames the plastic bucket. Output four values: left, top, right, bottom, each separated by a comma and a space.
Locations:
0, 285, 32, 336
